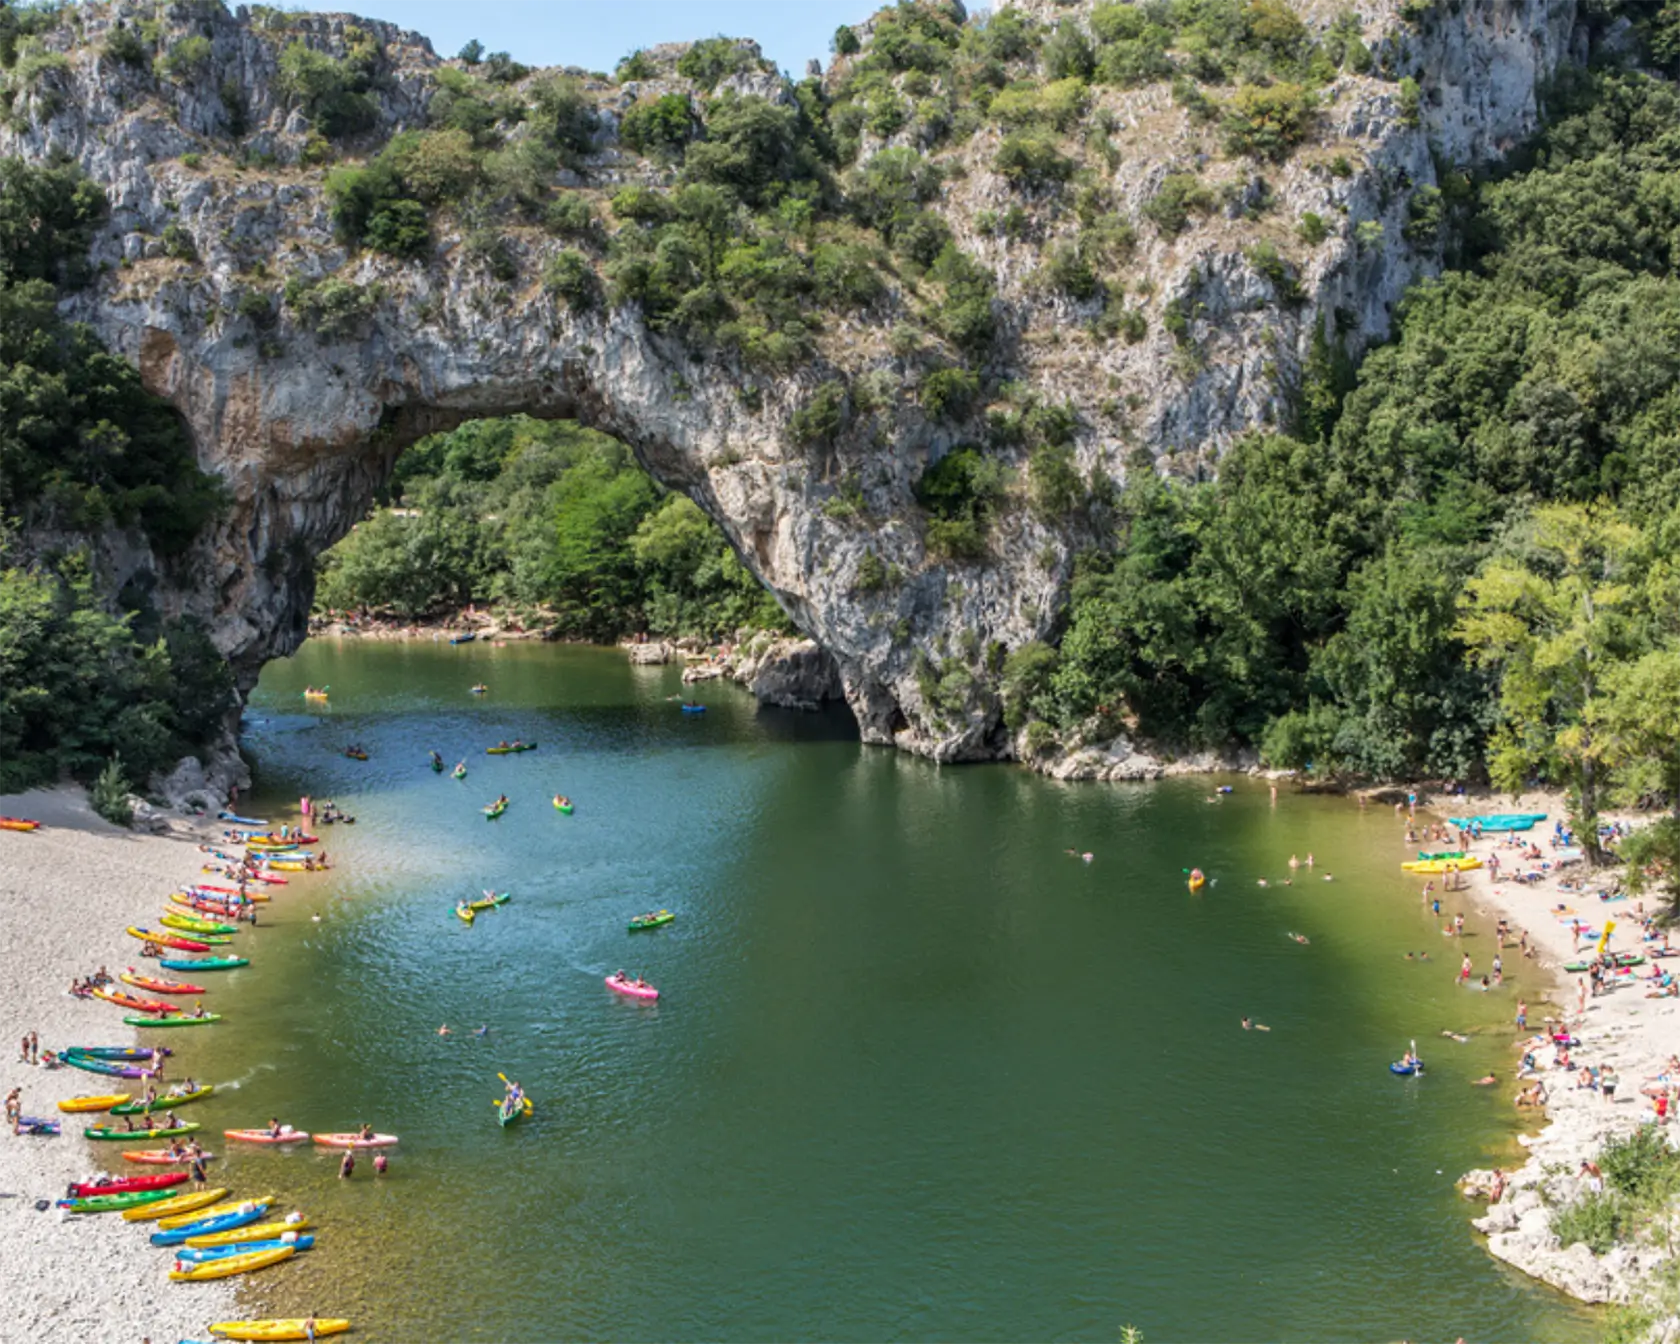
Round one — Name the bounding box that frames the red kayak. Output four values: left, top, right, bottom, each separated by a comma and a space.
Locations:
126, 927, 211, 953
174, 896, 248, 918
68, 1171, 188, 1197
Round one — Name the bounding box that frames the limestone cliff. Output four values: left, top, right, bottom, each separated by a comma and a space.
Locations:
0, 0, 1587, 761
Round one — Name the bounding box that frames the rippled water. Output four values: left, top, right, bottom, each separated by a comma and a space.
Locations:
156, 639, 1594, 1341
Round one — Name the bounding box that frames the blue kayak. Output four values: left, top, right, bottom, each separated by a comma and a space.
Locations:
175, 1233, 314, 1262
680, 704, 706, 714
1446, 813, 1547, 832
217, 811, 269, 827
150, 1202, 269, 1247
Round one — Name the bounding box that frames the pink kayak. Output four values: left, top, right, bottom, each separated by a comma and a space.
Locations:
312, 1132, 398, 1149
225, 1128, 309, 1144
605, 974, 659, 1001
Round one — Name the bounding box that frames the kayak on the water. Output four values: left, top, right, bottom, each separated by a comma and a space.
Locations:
1188, 868, 1206, 892
86, 1122, 201, 1141
123, 1148, 217, 1164
152, 1202, 270, 1247
430, 751, 445, 772
159, 956, 249, 972
217, 811, 270, 827
225, 1126, 309, 1144
188, 1214, 311, 1248
312, 1132, 398, 1148
606, 971, 659, 1000
453, 762, 468, 780
209, 1318, 349, 1340
302, 687, 329, 700
470, 683, 488, 694
628, 910, 673, 932
169, 1244, 298, 1281
178, 1233, 315, 1263
486, 740, 537, 754
122, 1013, 223, 1027
111, 1085, 214, 1115
483, 796, 509, 820
553, 794, 574, 814
455, 901, 475, 925
680, 702, 706, 713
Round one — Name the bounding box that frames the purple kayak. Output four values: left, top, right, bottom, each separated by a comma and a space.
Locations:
63, 1055, 148, 1079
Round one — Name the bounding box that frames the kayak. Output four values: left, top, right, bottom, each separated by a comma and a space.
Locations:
175, 895, 256, 917
680, 703, 706, 713
188, 1216, 311, 1248
553, 795, 574, 814
483, 800, 508, 820
224, 1127, 309, 1144
451, 632, 476, 644
628, 910, 674, 932
0, 815, 40, 831
218, 811, 270, 827
16, 1114, 59, 1135
1563, 955, 1645, 973
111, 1085, 214, 1115
66, 1046, 164, 1061
264, 860, 325, 872
61, 1185, 183, 1214
1188, 873, 1206, 892
159, 1194, 276, 1230
153, 1202, 270, 1246
456, 904, 476, 925
121, 971, 209, 994
469, 891, 510, 913
302, 687, 329, 700
209, 1320, 348, 1341
312, 1132, 398, 1148
120, 1186, 228, 1222
1400, 857, 1485, 874
344, 749, 368, 760
1446, 813, 1547, 831
93, 987, 176, 1014
169, 1244, 297, 1280
432, 757, 445, 772
58, 1093, 131, 1113
470, 683, 488, 694
63, 1055, 146, 1079
1417, 850, 1468, 861
160, 912, 239, 935
123, 1149, 216, 1164
179, 1233, 315, 1263
123, 1013, 223, 1027
128, 926, 212, 953
68, 1172, 186, 1197
160, 956, 248, 971
605, 974, 659, 1001
497, 1095, 531, 1127
86, 1122, 201, 1141
486, 742, 538, 754
453, 765, 468, 780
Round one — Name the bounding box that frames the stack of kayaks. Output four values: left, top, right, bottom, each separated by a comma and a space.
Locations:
121, 1186, 228, 1222
178, 1233, 315, 1264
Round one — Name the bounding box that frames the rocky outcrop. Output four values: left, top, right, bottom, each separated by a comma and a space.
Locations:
682, 636, 845, 712
0, 0, 1589, 761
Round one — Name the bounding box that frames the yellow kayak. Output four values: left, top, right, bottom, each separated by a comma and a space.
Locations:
122, 1186, 227, 1222
187, 1216, 310, 1248
210, 1321, 350, 1341
57, 1094, 129, 1113
1400, 857, 1485, 874
169, 1244, 295, 1280
159, 1194, 275, 1230
263, 860, 321, 872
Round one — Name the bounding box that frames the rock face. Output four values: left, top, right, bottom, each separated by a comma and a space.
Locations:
1, 0, 1586, 760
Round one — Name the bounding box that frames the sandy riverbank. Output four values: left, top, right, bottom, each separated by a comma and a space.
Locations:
1422, 793, 1680, 1310
0, 787, 235, 1340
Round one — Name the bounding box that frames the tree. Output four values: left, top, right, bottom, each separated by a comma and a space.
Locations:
1456, 504, 1641, 862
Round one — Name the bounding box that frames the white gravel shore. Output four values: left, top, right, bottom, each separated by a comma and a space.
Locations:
0, 787, 235, 1343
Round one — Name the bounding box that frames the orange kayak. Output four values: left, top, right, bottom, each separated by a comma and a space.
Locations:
0, 816, 39, 832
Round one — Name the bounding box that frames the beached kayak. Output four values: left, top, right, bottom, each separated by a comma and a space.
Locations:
188, 1216, 310, 1249
486, 741, 538, 754
93, 987, 175, 1014
153, 1202, 270, 1246
121, 970, 208, 995
219, 810, 271, 825
1563, 954, 1645, 973
174, 896, 253, 918
160, 956, 248, 972
86, 1122, 200, 1141
57, 1093, 130, 1113
312, 1132, 398, 1148
263, 859, 324, 872
67, 1046, 165, 1061
0, 815, 40, 831
15, 1114, 59, 1135
605, 973, 659, 1001
628, 910, 673, 932
159, 1195, 276, 1230
179, 1233, 315, 1263
128, 926, 212, 953
1416, 850, 1469, 861
123, 1013, 223, 1028
61, 1185, 183, 1214
1400, 857, 1485, 874
553, 795, 574, 814
160, 912, 239, 935
170, 1244, 296, 1280
68, 1172, 186, 1197
224, 1127, 309, 1144
123, 1149, 216, 1164
210, 1319, 347, 1340
111, 1085, 214, 1115
63, 1055, 146, 1079
1446, 813, 1548, 832
120, 1186, 228, 1222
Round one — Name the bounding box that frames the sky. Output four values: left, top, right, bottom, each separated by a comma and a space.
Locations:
322, 0, 885, 76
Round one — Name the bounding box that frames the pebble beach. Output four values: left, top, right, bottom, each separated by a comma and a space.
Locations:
0, 787, 235, 1341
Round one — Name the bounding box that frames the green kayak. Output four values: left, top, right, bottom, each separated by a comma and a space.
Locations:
483, 800, 508, 820
628, 910, 674, 932
63, 1186, 182, 1214
1417, 850, 1467, 861
84, 1122, 201, 1140
122, 1014, 223, 1027
158, 956, 247, 971
110, 1085, 214, 1115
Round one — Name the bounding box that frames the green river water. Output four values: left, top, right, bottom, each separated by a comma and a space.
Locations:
151, 639, 1594, 1341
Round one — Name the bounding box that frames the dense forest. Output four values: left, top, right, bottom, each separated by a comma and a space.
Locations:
314, 416, 787, 641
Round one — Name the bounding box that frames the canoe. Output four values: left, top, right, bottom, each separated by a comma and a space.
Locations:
209, 1320, 348, 1341
169, 1244, 296, 1280
0, 815, 40, 831
94, 986, 176, 1013
224, 1127, 309, 1144
552, 795, 574, 814
456, 905, 475, 925
179, 1233, 315, 1263
605, 974, 659, 1001
128, 926, 212, 952
1391, 1061, 1423, 1076
628, 910, 673, 932
61, 1186, 183, 1214
188, 1216, 311, 1248
469, 891, 510, 913
1188, 874, 1206, 892
111, 1085, 214, 1115
121, 1186, 228, 1222
1400, 857, 1485, 874
160, 912, 239, 935
123, 1149, 216, 1164
123, 1013, 223, 1027
69, 1172, 186, 1197
218, 812, 270, 826
1446, 813, 1548, 832
485, 742, 538, 754
57, 1093, 130, 1113
431, 757, 445, 772
453, 766, 467, 779
66, 1046, 164, 1061
483, 801, 507, 820
159, 1194, 276, 1230
153, 1202, 269, 1246
121, 970, 208, 994
312, 1132, 398, 1148
86, 1122, 200, 1140
160, 956, 248, 972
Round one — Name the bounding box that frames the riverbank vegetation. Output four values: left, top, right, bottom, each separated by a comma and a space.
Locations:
0, 157, 233, 800
313, 417, 787, 641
